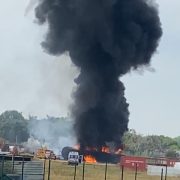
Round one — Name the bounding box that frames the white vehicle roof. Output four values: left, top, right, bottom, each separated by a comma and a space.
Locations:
68, 151, 79, 155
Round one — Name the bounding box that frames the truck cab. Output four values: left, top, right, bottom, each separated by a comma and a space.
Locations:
68, 151, 79, 165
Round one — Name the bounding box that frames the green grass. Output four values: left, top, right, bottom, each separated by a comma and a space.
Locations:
42, 160, 180, 180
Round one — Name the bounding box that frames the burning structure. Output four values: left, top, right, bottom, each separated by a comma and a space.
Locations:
35, 0, 162, 162
62, 145, 122, 163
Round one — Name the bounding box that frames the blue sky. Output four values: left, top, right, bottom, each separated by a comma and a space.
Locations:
0, 0, 179, 137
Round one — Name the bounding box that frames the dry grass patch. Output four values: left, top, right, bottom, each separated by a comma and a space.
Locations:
43, 160, 179, 180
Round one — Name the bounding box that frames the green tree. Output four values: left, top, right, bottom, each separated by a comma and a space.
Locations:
122, 129, 144, 155
165, 150, 179, 158
122, 130, 180, 157
0, 110, 29, 143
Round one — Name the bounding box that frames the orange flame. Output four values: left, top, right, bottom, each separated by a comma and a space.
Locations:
101, 146, 110, 153
84, 155, 97, 163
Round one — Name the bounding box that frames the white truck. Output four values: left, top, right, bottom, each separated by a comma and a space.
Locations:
68, 151, 79, 165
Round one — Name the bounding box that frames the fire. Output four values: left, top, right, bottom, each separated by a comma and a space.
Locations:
84, 155, 97, 163
101, 146, 110, 153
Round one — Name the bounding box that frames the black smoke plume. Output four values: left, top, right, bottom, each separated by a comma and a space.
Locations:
35, 0, 162, 149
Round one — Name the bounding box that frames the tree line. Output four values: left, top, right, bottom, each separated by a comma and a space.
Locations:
0, 110, 70, 144
0, 110, 179, 158
123, 129, 180, 158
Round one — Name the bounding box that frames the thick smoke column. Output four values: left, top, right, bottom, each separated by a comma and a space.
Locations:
35, 0, 162, 149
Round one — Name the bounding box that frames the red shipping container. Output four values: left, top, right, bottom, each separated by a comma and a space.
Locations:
120, 156, 147, 171
167, 159, 177, 167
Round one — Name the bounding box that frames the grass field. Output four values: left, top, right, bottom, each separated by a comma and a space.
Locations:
43, 160, 180, 180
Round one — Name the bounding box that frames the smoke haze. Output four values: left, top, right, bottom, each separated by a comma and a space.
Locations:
35, 0, 162, 149
28, 116, 75, 153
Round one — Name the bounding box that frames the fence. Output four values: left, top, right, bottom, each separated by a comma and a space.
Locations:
43, 160, 180, 180
0, 156, 44, 180
1, 156, 180, 180
147, 165, 180, 177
